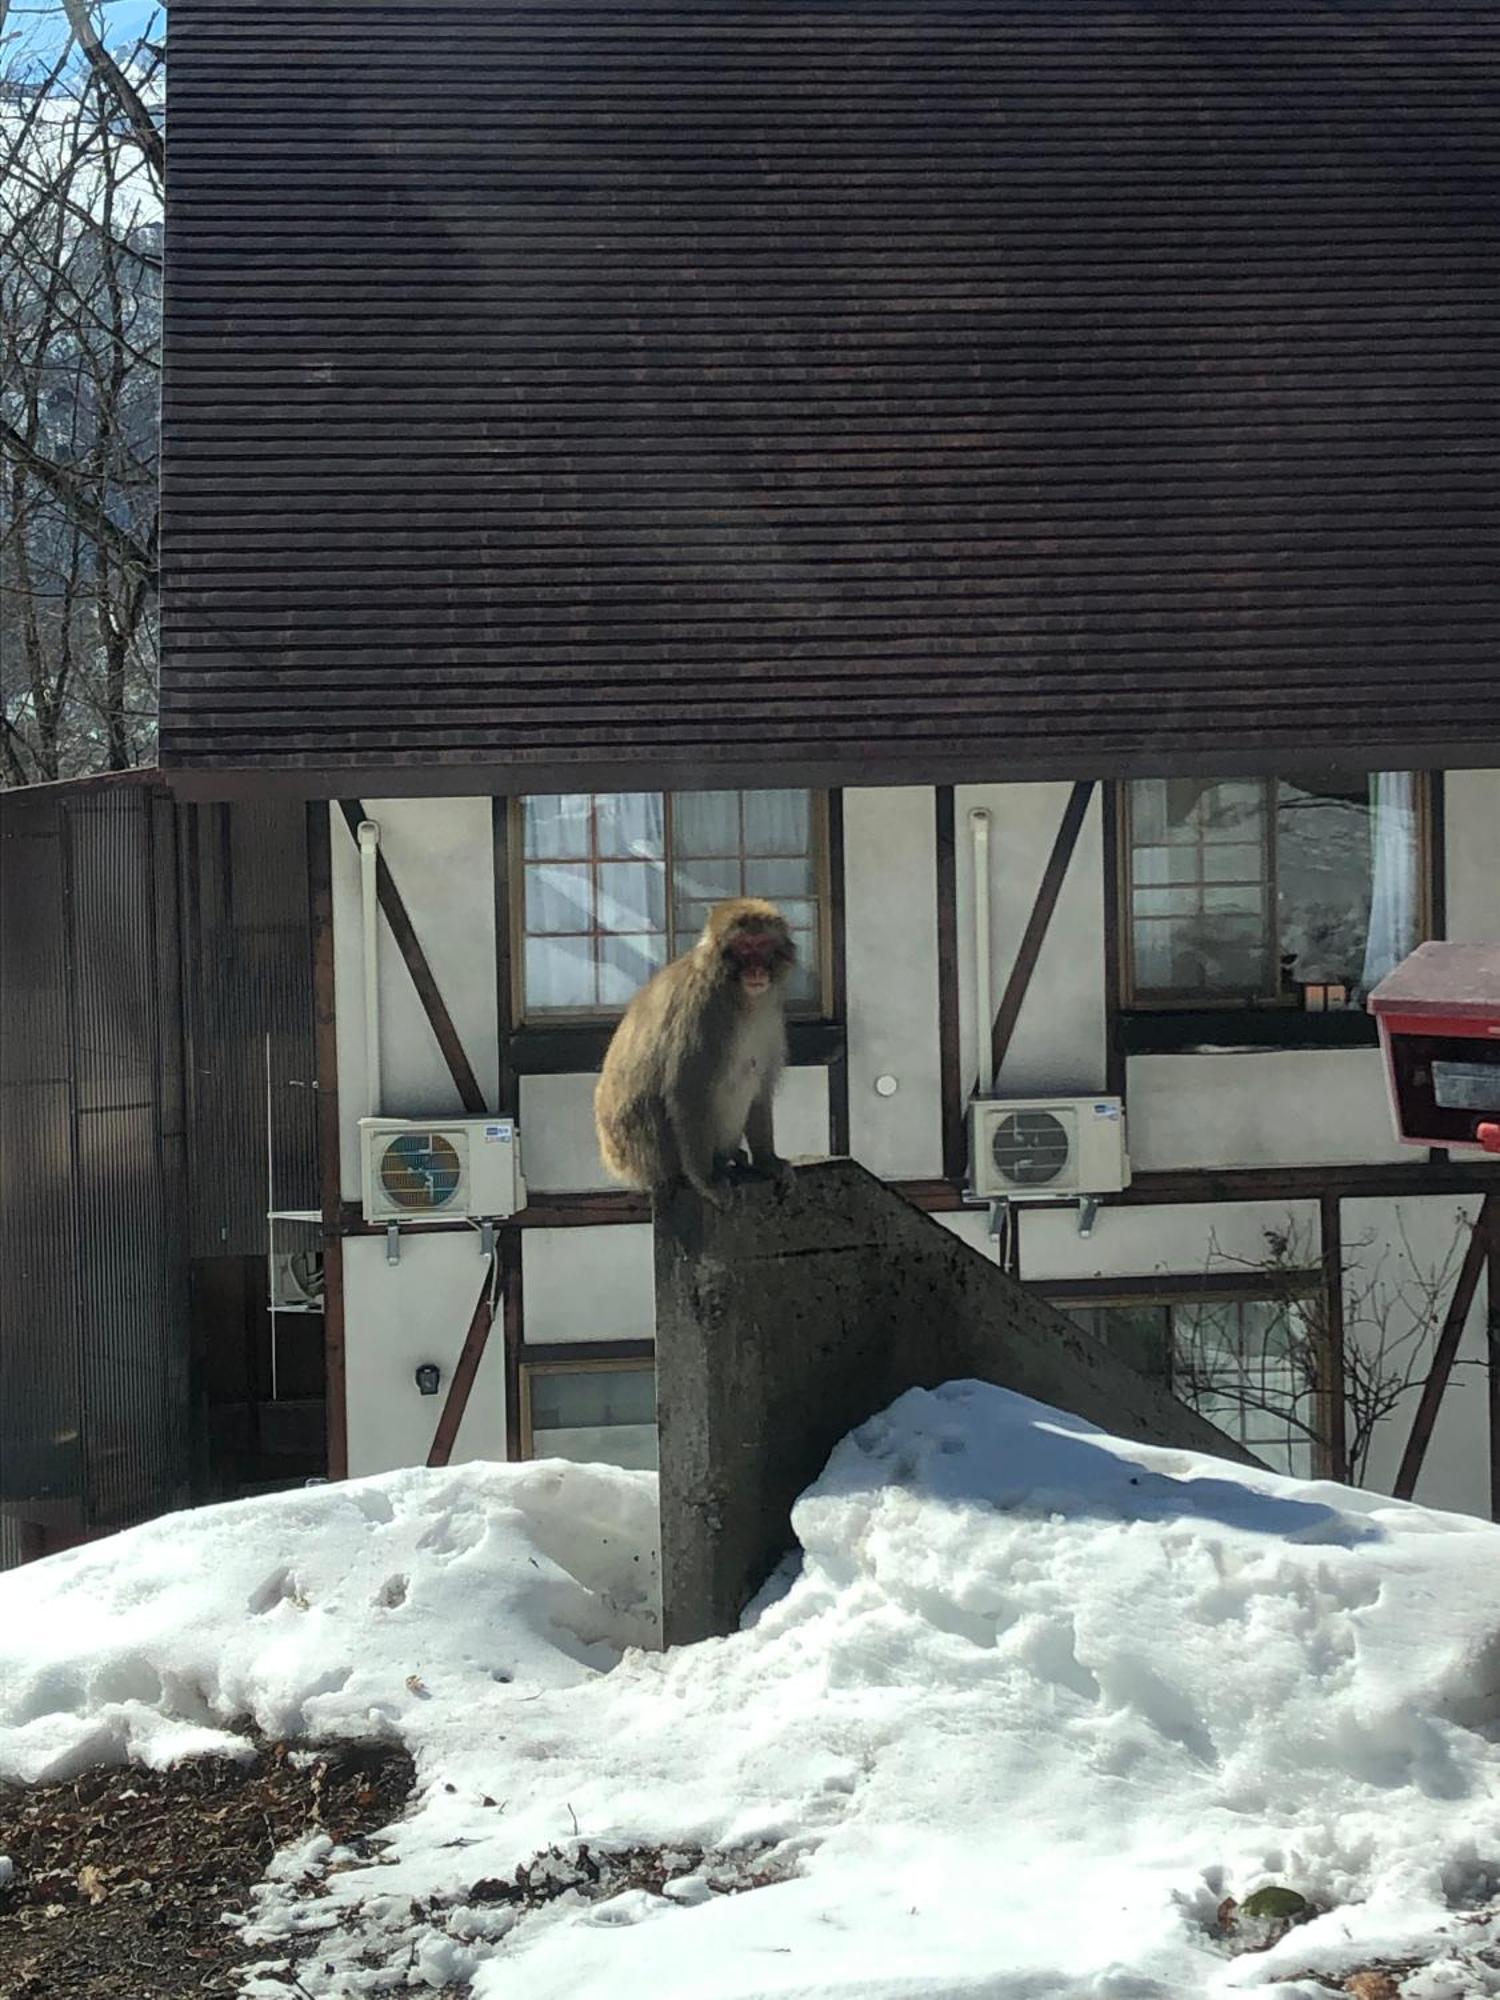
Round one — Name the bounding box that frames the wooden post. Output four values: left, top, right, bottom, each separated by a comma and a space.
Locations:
1393, 1194, 1495, 1502
426, 1266, 498, 1469
989, 781, 1095, 1087
1317, 1192, 1347, 1481
934, 788, 965, 1183
336, 798, 486, 1115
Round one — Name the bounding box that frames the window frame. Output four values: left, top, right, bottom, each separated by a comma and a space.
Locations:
1046, 1272, 1328, 1477
518, 1347, 657, 1462
1113, 770, 1438, 1018
507, 788, 835, 1028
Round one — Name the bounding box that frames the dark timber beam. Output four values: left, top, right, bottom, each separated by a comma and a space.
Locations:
1318, 1192, 1347, 1481
1393, 1194, 1496, 1502
989, 780, 1095, 1088
337, 798, 486, 1116
934, 788, 965, 1182
426, 1267, 498, 1469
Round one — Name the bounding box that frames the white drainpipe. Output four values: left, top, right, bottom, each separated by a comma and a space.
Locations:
969, 806, 993, 1098
358, 818, 383, 1118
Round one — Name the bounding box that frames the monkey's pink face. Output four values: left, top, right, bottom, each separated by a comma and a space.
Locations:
723, 924, 793, 996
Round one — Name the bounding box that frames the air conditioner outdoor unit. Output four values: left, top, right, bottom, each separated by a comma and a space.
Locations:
967, 1096, 1129, 1199
359, 1117, 525, 1224
271, 1248, 325, 1314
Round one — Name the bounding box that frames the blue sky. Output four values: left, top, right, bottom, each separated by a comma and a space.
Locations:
8, 0, 163, 69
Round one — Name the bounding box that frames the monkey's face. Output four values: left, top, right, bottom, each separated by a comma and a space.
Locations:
722, 920, 795, 998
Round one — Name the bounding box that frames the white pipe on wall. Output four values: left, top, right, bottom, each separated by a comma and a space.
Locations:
358, 818, 383, 1118
969, 806, 993, 1098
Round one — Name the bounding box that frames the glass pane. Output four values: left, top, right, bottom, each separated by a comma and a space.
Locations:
1132, 845, 1197, 887
1133, 886, 1198, 919
525, 934, 596, 1011
1198, 918, 1268, 985
743, 790, 811, 855
531, 1365, 657, 1430
673, 899, 716, 942
1128, 777, 1274, 999
523, 794, 592, 860
596, 792, 664, 859
1276, 778, 1373, 989
1202, 884, 1264, 916
1275, 773, 1420, 999
673, 856, 743, 906
745, 855, 816, 900
597, 860, 666, 935
785, 937, 819, 1006
1131, 779, 1168, 845
1203, 843, 1264, 883
1090, 1304, 1172, 1380
672, 790, 742, 856
1133, 922, 1174, 988
598, 933, 667, 1006
529, 1365, 659, 1473
526, 862, 593, 935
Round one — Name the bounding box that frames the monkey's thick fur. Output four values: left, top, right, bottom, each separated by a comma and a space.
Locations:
595, 896, 795, 1207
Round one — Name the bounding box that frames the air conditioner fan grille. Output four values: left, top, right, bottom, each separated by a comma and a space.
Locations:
379, 1130, 463, 1211
990, 1109, 1071, 1187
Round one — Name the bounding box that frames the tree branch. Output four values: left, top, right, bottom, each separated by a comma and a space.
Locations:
59, 0, 163, 182
0, 415, 153, 575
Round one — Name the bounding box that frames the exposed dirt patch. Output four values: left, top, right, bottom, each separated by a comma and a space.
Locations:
0, 1740, 414, 1999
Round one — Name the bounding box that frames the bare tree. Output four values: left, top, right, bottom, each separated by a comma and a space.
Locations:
1174, 1210, 1475, 1486
0, 0, 161, 784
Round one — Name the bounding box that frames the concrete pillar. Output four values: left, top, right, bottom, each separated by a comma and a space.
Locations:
655, 1159, 1257, 1646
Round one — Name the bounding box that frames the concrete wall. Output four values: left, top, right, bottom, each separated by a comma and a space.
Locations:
655, 1162, 1258, 1645
344, 1230, 506, 1476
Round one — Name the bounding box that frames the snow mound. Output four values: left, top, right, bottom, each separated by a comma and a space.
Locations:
5, 1380, 1500, 1998
0, 1458, 659, 1784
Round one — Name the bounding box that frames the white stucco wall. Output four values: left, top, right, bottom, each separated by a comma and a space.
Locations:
1126, 1049, 1410, 1172
954, 782, 1109, 1100
843, 786, 945, 1178
519, 1067, 831, 1194
343, 1230, 507, 1476
522, 1224, 655, 1343
331, 798, 500, 1202
1445, 769, 1500, 942
1341, 1194, 1489, 1519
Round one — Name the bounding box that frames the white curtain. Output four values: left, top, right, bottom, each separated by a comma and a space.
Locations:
1360, 771, 1418, 994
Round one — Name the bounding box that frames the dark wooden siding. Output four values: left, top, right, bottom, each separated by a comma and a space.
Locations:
160, 1, 1500, 793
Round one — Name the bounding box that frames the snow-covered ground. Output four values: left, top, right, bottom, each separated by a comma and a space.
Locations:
3, 1382, 1500, 1998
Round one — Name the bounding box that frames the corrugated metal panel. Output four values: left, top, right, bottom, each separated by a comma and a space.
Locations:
65, 789, 192, 1526
160, 0, 1500, 789
0, 779, 192, 1530
180, 801, 318, 1258
0, 789, 84, 1510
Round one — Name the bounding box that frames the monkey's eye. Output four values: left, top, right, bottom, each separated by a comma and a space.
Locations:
725, 931, 776, 967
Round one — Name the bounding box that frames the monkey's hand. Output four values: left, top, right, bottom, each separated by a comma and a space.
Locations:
751, 1150, 795, 1193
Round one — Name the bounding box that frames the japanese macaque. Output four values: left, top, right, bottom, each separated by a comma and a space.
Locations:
595, 897, 796, 1208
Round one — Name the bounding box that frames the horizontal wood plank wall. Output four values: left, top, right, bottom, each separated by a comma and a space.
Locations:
161, 2, 1500, 790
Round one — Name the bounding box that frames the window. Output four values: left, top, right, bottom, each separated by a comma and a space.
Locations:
516, 790, 827, 1019
1121, 773, 1428, 1010
1058, 1293, 1319, 1478
520, 1358, 657, 1471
